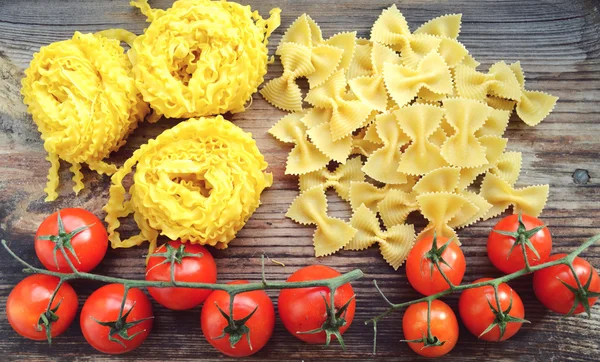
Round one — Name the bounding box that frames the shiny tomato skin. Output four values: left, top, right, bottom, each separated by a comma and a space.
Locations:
459, 278, 525, 341
487, 214, 552, 274
406, 235, 466, 296
278, 265, 356, 344
146, 241, 217, 310
533, 254, 599, 315
201, 281, 275, 357
402, 300, 458, 357
80, 284, 153, 354
6, 274, 78, 340
35, 208, 108, 273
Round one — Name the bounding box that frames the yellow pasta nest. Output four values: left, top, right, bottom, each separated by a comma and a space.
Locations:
266, 6, 557, 269
129, 0, 281, 119
21, 31, 149, 201
104, 116, 273, 254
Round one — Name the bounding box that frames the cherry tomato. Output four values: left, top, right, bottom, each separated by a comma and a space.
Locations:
406, 235, 466, 296
146, 241, 217, 310
201, 281, 274, 357
533, 254, 599, 315
459, 278, 525, 341
487, 214, 552, 274
80, 284, 153, 354
402, 300, 458, 357
35, 208, 108, 273
278, 265, 356, 344
6, 274, 78, 341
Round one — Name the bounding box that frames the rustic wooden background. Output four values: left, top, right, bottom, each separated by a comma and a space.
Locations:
0, 0, 599, 361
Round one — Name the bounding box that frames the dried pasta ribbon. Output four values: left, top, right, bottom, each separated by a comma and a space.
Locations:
456, 135, 508, 190
21, 31, 149, 201
454, 61, 522, 101
383, 51, 453, 107
286, 186, 356, 257
480, 172, 549, 219
417, 192, 476, 244
299, 157, 365, 201
305, 70, 373, 141
130, 0, 281, 118
378, 190, 419, 228
490, 151, 522, 186
395, 104, 448, 175
440, 98, 490, 168
509, 62, 558, 126
261, 43, 317, 112
269, 113, 329, 175
104, 116, 272, 254
348, 42, 401, 111
347, 204, 415, 270
363, 113, 409, 184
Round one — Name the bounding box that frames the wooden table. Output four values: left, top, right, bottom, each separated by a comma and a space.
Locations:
1, 0, 599, 360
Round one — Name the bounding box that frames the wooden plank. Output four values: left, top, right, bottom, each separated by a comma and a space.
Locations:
0, 0, 599, 360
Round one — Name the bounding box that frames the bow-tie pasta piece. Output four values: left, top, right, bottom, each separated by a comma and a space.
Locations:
413, 167, 461, 194
383, 51, 453, 107
455, 61, 522, 101
490, 151, 522, 186
261, 42, 316, 112
414, 14, 462, 39
348, 204, 416, 270
480, 172, 549, 220
456, 135, 507, 189
347, 39, 374, 80
363, 113, 410, 184
396, 104, 449, 175
349, 42, 401, 111
349, 182, 400, 212
303, 108, 354, 163
299, 157, 365, 201
307, 44, 345, 88
475, 108, 511, 137
459, 53, 481, 69
449, 191, 492, 229
286, 186, 356, 256
324, 32, 358, 72
370, 4, 411, 45
378, 189, 419, 228
440, 98, 491, 168
306, 70, 373, 141
268, 113, 329, 174
485, 95, 516, 112
416, 192, 476, 244
279, 13, 323, 49
509, 62, 558, 126
351, 128, 384, 157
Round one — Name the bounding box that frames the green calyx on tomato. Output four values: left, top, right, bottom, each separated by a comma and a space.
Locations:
557, 268, 600, 317
296, 293, 356, 349
36, 210, 92, 269
145, 242, 203, 278
400, 301, 446, 349
212, 300, 259, 349
36, 299, 62, 344
91, 293, 154, 348
491, 213, 546, 267
423, 233, 456, 285
479, 289, 529, 340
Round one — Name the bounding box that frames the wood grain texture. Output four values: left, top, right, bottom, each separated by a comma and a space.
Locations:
0, 0, 599, 360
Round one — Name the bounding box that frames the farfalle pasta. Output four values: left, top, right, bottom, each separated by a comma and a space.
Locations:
21, 31, 149, 201
129, 0, 280, 118
104, 116, 272, 254
266, 7, 557, 266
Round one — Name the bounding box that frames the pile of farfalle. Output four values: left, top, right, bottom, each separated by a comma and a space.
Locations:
21, 31, 149, 201
104, 116, 273, 255
265, 6, 557, 269
22, 0, 280, 201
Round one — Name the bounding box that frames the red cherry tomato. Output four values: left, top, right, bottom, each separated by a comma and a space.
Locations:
146, 241, 217, 310
402, 300, 458, 357
459, 278, 525, 341
406, 235, 466, 296
80, 284, 153, 354
35, 208, 108, 273
278, 265, 356, 344
6, 274, 78, 341
201, 281, 275, 357
487, 214, 552, 274
533, 254, 599, 315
